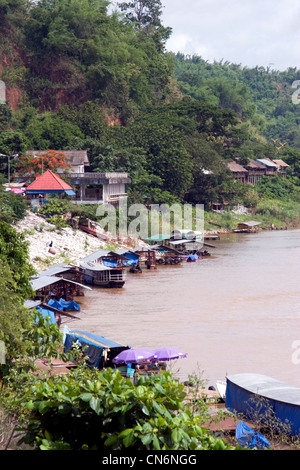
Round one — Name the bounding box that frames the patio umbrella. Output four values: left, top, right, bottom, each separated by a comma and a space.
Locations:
113, 348, 155, 364
153, 348, 187, 361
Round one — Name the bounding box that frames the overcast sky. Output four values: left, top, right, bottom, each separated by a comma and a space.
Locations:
161, 0, 300, 71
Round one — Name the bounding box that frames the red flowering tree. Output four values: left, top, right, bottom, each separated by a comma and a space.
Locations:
16, 150, 73, 177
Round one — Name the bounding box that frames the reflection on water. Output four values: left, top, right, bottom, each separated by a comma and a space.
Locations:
73, 229, 300, 388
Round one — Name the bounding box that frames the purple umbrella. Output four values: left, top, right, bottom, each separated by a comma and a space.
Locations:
113, 348, 155, 364
153, 348, 187, 361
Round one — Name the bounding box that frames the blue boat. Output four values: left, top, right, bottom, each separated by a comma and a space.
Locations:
226, 373, 300, 436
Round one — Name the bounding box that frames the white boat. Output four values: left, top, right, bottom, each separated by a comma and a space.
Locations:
80, 249, 127, 288
80, 261, 126, 288
216, 380, 227, 401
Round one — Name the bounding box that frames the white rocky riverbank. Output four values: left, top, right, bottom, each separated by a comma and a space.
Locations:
14, 211, 145, 271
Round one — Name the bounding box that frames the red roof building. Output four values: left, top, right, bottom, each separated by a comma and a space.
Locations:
26, 169, 75, 196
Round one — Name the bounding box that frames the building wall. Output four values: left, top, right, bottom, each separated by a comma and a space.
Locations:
103, 182, 126, 202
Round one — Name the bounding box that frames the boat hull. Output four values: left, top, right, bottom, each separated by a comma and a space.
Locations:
226, 373, 300, 436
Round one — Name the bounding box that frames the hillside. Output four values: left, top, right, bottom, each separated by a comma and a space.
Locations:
0, 0, 300, 210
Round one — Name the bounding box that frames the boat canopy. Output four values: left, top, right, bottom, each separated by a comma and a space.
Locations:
116, 249, 140, 266
63, 327, 129, 368
237, 221, 261, 228
171, 229, 202, 240
226, 373, 300, 436
144, 234, 171, 242
80, 249, 111, 263
48, 298, 80, 311
37, 263, 75, 277
30, 275, 91, 292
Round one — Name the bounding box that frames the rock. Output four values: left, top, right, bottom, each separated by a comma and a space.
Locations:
14, 211, 148, 270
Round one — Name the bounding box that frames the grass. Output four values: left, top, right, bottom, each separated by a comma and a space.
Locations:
204, 198, 300, 232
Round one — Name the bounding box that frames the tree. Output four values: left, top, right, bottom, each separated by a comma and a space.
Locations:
0, 221, 35, 362
118, 0, 166, 29
15, 368, 232, 450
0, 221, 35, 299
0, 186, 27, 223
16, 149, 73, 178
0, 130, 27, 156
117, 0, 172, 52
22, 112, 84, 149
0, 259, 32, 362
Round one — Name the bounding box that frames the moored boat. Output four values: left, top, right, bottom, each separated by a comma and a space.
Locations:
226, 373, 300, 436
80, 260, 126, 288
80, 249, 127, 288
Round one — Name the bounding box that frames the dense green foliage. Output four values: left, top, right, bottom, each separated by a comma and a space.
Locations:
0, 184, 27, 223
0, 221, 35, 362
9, 367, 232, 450
0, 0, 299, 208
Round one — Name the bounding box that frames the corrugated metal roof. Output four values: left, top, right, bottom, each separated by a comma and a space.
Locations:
144, 234, 171, 241
256, 159, 277, 168
30, 276, 62, 290
227, 373, 300, 406
131, 246, 154, 252
80, 249, 110, 263
238, 221, 261, 227
24, 299, 42, 309
38, 263, 74, 277
169, 239, 193, 245
80, 261, 112, 271
30, 275, 91, 291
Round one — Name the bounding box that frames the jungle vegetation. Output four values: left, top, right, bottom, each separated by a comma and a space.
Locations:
1, 1, 300, 450
0, 0, 299, 210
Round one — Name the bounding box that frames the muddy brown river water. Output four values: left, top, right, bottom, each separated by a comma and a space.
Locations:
71, 229, 300, 388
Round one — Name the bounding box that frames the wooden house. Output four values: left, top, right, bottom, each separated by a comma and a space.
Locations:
226, 161, 248, 183
245, 159, 266, 185
255, 158, 277, 176
273, 159, 290, 176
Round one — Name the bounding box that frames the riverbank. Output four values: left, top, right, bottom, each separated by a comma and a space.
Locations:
14, 211, 148, 270
14, 210, 220, 269
14, 203, 300, 271
11, 213, 300, 450
204, 199, 300, 232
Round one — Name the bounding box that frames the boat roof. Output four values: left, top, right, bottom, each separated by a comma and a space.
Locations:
171, 229, 202, 240
80, 261, 113, 271
80, 249, 110, 263
30, 275, 91, 291
65, 329, 126, 350
237, 221, 261, 227
37, 263, 76, 277
144, 234, 171, 242
227, 373, 300, 406
169, 239, 202, 246
24, 299, 42, 309
80, 249, 126, 263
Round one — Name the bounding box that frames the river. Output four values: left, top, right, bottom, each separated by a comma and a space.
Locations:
72, 229, 300, 388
